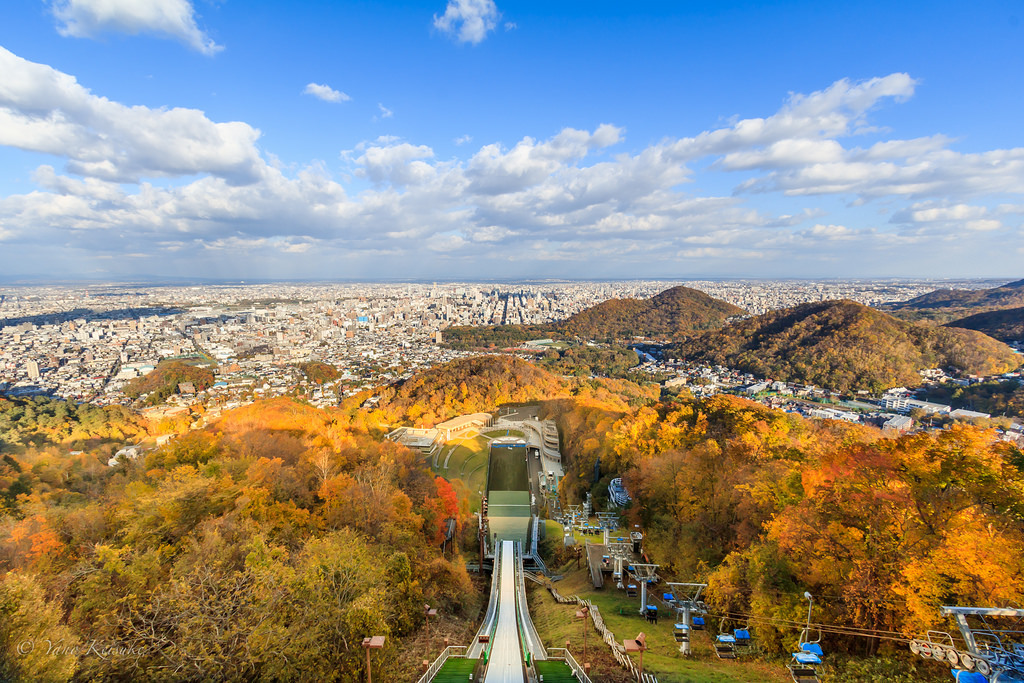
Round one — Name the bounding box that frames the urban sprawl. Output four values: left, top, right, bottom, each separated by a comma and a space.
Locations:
1, 279, 1021, 444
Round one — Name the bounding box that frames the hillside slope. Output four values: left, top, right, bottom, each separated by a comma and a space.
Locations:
670, 300, 1019, 392
558, 285, 744, 341
369, 355, 571, 425
885, 279, 1024, 322
946, 306, 1024, 342
442, 286, 743, 348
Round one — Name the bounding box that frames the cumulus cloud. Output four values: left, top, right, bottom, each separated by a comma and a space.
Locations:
1, 54, 1023, 277
671, 74, 917, 162
466, 124, 623, 194
356, 142, 437, 186
303, 83, 350, 103
434, 0, 500, 44
0, 47, 262, 183
51, 0, 222, 55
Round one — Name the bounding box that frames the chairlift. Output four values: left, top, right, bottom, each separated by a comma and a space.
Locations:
692, 616, 706, 631
789, 630, 824, 682
712, 617, 737, 659
673, 623, 690, 643
733, 624, 754, 655
788, 649, 822, 683
626, 583, 638, 598
714, 633, 737, 659
645, 604, 658, 624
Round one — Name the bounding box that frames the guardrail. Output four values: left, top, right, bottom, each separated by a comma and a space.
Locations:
468, 547, 503, 659
541, 583, 659, 683
547, 648, 593, 683
415, 645, 468, 683
515, 542, 547, 661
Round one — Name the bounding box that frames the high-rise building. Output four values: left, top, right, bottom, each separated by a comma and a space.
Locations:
26, 360, 40, 380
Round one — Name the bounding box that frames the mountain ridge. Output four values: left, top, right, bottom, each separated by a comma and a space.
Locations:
670, 299, 1019, 392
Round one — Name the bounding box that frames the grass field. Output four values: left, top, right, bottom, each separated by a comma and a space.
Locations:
482, 428, 525, 439
430, 434, 490, 510
528, 557, 791, 683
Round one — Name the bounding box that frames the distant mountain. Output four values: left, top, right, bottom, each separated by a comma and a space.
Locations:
441, 286, 743, 348
670, 300, 1020, 393
558, 285, 744, 341
947, 306, 1024, 342
886, 279, 1024, 311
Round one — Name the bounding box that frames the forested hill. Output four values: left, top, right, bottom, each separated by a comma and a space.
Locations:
670, 299, 1020, 392
0, 396, 479, 680
886, 278, 1024, 313
557, 285, 744, 341
443, 286, 744, 349
368, 355, 572, 426
947, 306, 1024, 342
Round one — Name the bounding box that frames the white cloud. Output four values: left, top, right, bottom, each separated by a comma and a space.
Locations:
669, 74, 917, 161
377, 103, 394, 119
356, 142, 436, 186
965, 219, 1002, 232
803, 223, 855, 239
303, 83, 350, 103
434, 0, 500, 45
0, 47, 262, 183
466, 124, 623, 194
51, 0, 222, 55
454, 134, 473, 146
1, 56, 1023, 278
907, 203, 987, 223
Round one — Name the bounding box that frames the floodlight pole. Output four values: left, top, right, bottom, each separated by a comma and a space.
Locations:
362, 636, 385, 683
575, 605, 590, 661
804, 592, 813, 632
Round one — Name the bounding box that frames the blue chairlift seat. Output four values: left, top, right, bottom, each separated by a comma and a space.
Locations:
951, 671, 988, 683
673, 623, 690, 642
663, 592, 675, 602
715, 633, 737, 659
692, 616, 706, 630
734, 629, 751, 645
801, 643, 824, 657
792, 652, 821, 666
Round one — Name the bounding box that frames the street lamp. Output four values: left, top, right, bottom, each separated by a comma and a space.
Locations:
623, 632, 647, 676
362, 635, 385, 683
575, 605, 590, 662
424, 603, 438, 650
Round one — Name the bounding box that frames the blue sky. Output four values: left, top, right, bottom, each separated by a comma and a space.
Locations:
0, 0, 1022, 280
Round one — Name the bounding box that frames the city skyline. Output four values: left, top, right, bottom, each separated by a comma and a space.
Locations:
1, 1, 1023, 280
